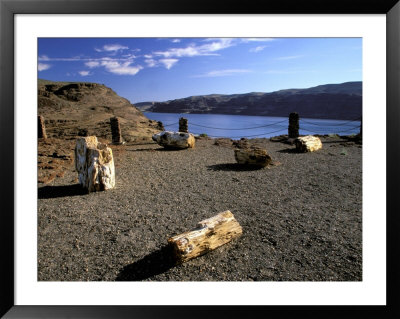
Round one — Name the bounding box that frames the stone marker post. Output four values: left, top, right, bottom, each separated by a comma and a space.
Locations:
288, 112, 299, 138
38, 115, 47, 139
179, 117, 188, 133
110, 116, 123, 144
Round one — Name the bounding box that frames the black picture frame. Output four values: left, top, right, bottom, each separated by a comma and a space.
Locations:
1, 0, 399, 318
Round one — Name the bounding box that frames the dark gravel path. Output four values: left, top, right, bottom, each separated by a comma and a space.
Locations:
38, 136, 362, 281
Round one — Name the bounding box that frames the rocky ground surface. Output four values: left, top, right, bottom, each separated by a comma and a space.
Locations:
37, 134, 362, 281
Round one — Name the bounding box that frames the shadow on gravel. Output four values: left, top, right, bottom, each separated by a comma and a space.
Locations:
38, 184, 87, 199
277, 148, 298, 154
207, 163, 265, 171
128, 147, 187, 152
116, 245, 176, 281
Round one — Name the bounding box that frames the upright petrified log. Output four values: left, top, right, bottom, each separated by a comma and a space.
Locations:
110, 116, 123, 145
38, 115, 47, 139
75, 136, 115, 192
288, 112, 299, 138
168, 210, 243, 263
295, 135, 322, 152
179, 117, 188, 133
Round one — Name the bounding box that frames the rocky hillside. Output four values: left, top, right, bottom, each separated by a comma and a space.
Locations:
38, 79, 163, 184
38, 79, 162, 141
139, 82, 362, 120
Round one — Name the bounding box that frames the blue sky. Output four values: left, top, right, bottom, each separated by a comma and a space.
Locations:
38, 38, 362, 103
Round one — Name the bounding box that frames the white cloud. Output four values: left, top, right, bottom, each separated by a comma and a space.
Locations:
78, 71, 91, 76
95, 44, 129, 52
171, 39, 181, 43
250, 45, 266, 53
145, 59, 158, 68
101, 60, 143, 75
39, 56, 85, 62
38, 55, 50, 61
38, 63, 51, 71
154, 38, 235, 58
85, 61, 100, 68
240, 38, 275, 43
275, 55, 303, 60
194, 69, 252, 78
159, 58, 178, 69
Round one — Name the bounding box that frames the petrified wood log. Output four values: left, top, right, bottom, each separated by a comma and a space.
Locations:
38, 115, 47, 139
152, 131, 195, 149
75, 136, 115, 192
234, 147, 272, 167
295, 135, 322, 152
288, 112, 299, 138
110, 116, 123, 145
168, 210, 242, 263
179, 117, 188, 133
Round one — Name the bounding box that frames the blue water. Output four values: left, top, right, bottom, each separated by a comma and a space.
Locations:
144, 112, 361, 139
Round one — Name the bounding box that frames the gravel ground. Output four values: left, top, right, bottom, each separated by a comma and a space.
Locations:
37, 136, 362, 281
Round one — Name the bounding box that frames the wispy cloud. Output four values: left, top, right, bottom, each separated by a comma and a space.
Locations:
275, 55, 303, 60
85, 61, 100, 68
159, 58, 178, 69
101, 60, 143, 75
39, 54, 142, 76
39, 55, 83, 62
171, 39, 181, 43
249, 45, 266, 53
154, 38, 235, 58
95, 44, 129, 52
38, 63, 51, 71
193, 69, 252, 78
240, 38, 275, 43
145, 58, 158, 68
78, 71, 91, 76
145, 58, 179, 69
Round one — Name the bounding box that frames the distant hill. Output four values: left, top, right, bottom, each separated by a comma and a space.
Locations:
38, 79, 161, 142
133, 101, 157, 112
136, 82, 362, 120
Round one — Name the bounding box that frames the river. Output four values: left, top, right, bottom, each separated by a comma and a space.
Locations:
144, 112, 361, 139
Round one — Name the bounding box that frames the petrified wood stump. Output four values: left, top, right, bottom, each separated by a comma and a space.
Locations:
295, 135, 322, 152
75, 136, 115, 192
38, 115, 47, 139
288, 112, 299, 138
179, 117, 188, 133
168, 210, 242, 263
110, 116, 123, 144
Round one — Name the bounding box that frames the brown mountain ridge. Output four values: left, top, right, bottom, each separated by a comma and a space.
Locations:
37, 79, 162, 184
38, 79, 162, 141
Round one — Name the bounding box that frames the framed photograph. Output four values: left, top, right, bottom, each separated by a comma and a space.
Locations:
1, 0, 399, 318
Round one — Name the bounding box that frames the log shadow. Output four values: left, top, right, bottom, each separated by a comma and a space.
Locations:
207, 163, 265, 172
116, 245, 176, 281
38, 184, 87, 199
127, 147, 188, 152
277, 148, 299, 154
